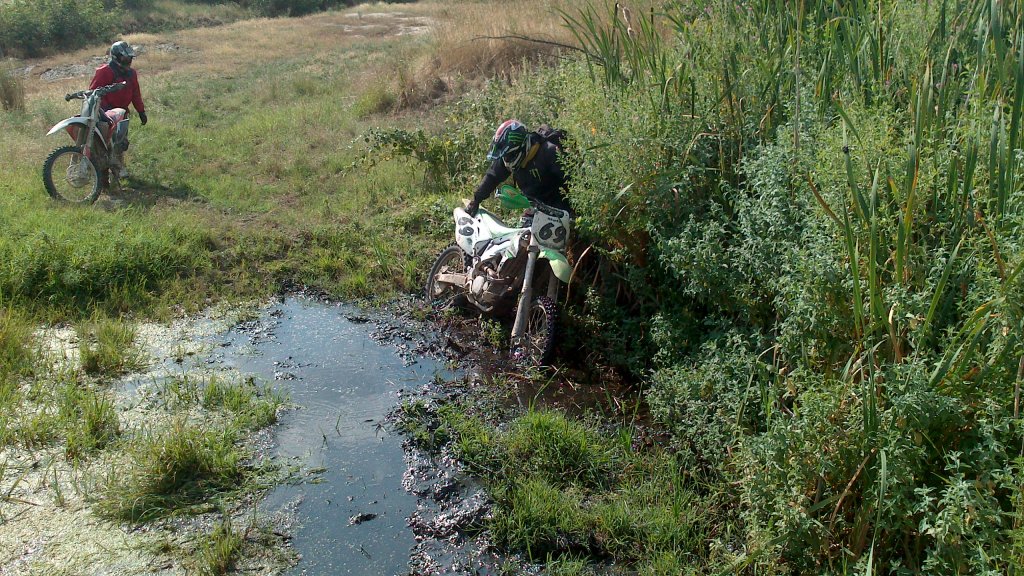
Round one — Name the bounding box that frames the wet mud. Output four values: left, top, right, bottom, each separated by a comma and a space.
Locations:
2, 289, 638, 575
210, 292, 529, 576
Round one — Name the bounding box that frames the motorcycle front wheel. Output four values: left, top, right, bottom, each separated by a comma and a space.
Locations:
425, 245, 469, 310
43, 145, 101, 204
513, 295, 557, 365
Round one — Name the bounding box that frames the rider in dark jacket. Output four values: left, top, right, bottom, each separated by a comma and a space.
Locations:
466, 120, 570, 215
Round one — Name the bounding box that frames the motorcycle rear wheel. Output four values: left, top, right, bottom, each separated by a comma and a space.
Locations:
43, 145, 101, 204
425, 245, 469, 310
513, 295, 557, 366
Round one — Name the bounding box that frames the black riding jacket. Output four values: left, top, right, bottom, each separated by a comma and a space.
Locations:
471, 135, 570, 211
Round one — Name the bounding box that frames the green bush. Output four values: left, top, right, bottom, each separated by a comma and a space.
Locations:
0, 0, 115, 57
441, 0, 1024, 572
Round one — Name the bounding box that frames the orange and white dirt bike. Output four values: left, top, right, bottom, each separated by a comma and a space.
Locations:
43, 82, 132, 203
425, 185, 573, 365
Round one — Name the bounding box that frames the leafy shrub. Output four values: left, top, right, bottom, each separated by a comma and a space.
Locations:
647, 330, 772, 477
242, 0, 355, 17
738, 363, 1022, 573
0, 0, 115, 57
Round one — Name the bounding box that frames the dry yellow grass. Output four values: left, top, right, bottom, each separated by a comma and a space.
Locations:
13, 1, 584, 109
394, 0, 579, 108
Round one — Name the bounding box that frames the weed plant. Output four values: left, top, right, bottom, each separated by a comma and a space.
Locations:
195, 516, 243, 576
96, 418, 247, 522
0, 65, 24, 111
77, 314, 147, 376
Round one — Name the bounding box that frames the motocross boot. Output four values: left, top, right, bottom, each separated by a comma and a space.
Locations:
113, 122, 130, 179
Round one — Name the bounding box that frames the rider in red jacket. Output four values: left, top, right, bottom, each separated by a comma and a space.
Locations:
89, 40, 147, 124
89, 41, 147, 180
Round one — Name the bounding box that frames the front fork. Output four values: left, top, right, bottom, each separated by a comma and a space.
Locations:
511, 244, 560, 341
511, 246, 538, 341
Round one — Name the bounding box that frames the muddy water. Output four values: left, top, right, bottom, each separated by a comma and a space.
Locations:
209, 296, 450, 575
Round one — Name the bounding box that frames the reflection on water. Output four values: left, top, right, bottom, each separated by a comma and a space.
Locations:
212, 297, 447, 575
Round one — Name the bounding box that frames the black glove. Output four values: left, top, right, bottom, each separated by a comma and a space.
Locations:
138, 111, 148, 125
465, 200, 478, 216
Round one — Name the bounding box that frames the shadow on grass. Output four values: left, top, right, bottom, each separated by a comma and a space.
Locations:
96, 177, 204, 210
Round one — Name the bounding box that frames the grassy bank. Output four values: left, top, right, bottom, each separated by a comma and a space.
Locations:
0, 2, 575, 573
5, 0, 1024, 574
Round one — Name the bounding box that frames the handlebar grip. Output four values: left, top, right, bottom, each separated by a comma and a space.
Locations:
64, 93, 73, 101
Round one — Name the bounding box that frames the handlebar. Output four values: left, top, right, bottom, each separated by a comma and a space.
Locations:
64, 82, 126, 101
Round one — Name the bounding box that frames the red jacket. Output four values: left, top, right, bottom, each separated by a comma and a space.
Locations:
89, 63, 145, 113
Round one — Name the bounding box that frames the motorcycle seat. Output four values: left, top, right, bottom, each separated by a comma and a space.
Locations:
476, 211, 521, 238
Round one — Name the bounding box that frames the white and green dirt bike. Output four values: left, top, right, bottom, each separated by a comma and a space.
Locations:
425, 185, 572, 365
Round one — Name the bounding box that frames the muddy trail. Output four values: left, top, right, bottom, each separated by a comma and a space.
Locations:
220, 294, 505, 575
2, 291, 638, 575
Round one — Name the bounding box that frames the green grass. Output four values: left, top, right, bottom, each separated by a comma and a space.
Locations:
1, 369, 120, 457
401, 401, 715, 569
59, 379, 121, 460
195, 516, 244, 576
1, 15, 455, 323
95, 419, 248, 522
200, 375, 285, 430
77, 314, 147, 376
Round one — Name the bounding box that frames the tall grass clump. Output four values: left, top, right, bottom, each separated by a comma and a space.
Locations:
0, 66, 25, 112
201, 375, 284, 430
0, 305, 34, 381
59, 379, 120, 460
77, 314, 147, 376
0, 306, 34, 441
96, 419, 247, 522
403, 403, 715, 569
195, 516, 243, 576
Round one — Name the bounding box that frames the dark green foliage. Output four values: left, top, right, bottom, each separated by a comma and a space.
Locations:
432, 0, 1024, 572
239, 0, 355, 17
0, 0, 114, 57
0, 217, 214, 317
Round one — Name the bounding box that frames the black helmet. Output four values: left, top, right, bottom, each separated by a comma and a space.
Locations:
110, 41, 135, 67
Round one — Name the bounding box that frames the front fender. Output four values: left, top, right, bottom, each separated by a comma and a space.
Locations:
46, 118, 108, 149
539, 249, 571, 283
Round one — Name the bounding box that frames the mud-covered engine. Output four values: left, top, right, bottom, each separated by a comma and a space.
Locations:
465, 234, 529, 313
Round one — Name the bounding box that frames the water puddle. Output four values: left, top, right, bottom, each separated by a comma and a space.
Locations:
198, 296, 452, 574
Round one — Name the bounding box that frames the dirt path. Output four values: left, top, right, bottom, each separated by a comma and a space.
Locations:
12, 9, 432, 95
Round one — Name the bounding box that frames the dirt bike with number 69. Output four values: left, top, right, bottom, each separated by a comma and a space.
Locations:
425, 185, 573, 365
42, 82, 131, 204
